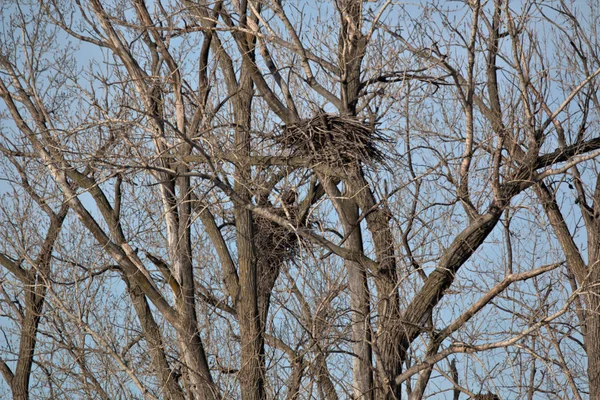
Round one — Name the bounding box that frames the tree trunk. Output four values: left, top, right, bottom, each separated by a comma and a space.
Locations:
234, 55, 266, 399
345, 171, 402, 399
586, 297, 600, 400
341, 197, 375, 399
236, 204, 266, 400
11, 278, 42, 400
11, 209, 67, 400
321, 176, 374, 398
127, 279, 186, 400
535, 181, 600, 398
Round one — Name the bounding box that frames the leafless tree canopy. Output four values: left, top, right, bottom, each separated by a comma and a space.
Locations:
1, 1, 600, 399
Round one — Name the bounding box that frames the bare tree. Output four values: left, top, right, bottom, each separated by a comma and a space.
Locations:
2, 1, 600, 399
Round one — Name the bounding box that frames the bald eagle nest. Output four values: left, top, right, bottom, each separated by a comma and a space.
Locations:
274, 114, 389, 171
253, 206, 305, 267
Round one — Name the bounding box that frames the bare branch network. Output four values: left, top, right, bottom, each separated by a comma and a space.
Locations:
1, 1, 600, 400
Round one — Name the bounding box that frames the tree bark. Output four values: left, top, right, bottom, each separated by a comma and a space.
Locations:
234, 32, 266, 398
344, 171, 402, 399
11, 207, 67, 400
586, 298, 600, 399
126, 279, 186, 400
323, 177, 374, 399
535, 181, 600, 399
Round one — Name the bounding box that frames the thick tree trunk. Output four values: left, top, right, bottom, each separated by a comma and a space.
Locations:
176, 318, 218, 400
234, 61, 266, 399
127, 280, 186, 400
11, 209, 67, 400
345, 172, 402, 399
11, 279, 42, 400
330, 0, 381, 394
177, 173, 217, 400
586, 179, 600, 399
321, 176, 374, 398
535, 182, 600, 398
341, 198, 375, 399
372, 277, 403, 400
586, 297, 600, 400
588, 258, 600, 399
236, 204, 266, 400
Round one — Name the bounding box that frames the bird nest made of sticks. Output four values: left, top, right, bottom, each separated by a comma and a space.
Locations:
274, 114, 389, 171
253, 207, 304, 266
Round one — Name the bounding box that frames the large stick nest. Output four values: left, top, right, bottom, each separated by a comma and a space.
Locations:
274, 114, 389, 170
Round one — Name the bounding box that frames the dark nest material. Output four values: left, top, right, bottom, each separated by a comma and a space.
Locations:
252, 204, 309, 299
274, 113, 390, 171
253, 206, 305, 267
471, 393, 500, 400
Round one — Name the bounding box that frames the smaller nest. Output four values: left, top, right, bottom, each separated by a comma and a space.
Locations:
253, 207, 304, 267
274, 114, 389, 170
